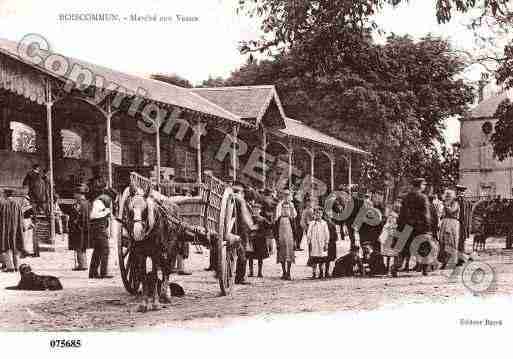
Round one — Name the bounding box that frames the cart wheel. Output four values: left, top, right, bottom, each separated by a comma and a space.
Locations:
117, 224, 141, 295
217, 187, 237, 296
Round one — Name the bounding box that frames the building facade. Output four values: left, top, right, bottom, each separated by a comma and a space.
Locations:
459, 90, 513, 199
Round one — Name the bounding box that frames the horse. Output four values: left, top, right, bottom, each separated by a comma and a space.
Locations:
119, 184, 182, 312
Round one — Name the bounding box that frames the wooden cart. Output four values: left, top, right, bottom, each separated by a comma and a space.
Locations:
117, 172, 241, 296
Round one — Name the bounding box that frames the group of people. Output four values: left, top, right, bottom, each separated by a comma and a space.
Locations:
378, 178, 473, 277
2, 163, 477, 286
0, 164, 118, 278
211, 181, 364, 284
219, 176, 476, 285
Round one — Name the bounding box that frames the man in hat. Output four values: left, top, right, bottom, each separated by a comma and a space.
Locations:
89, 188, 117, 279
232, 181, 252, 284
22, 164, 47, 215
455, 184, 472, 266
393, 178, 434, 277
68, 185, 91, 271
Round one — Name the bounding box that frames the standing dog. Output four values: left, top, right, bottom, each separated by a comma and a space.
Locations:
16, 264, 63, 291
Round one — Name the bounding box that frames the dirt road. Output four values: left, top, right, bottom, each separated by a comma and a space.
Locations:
1, 237, 512, 331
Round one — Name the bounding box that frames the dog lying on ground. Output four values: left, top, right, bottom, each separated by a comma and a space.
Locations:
169, 282, 185, 297
15, 264, 63, 291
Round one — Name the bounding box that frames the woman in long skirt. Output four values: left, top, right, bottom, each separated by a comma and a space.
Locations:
274, 202, 296, 280
438, 189, 460, 269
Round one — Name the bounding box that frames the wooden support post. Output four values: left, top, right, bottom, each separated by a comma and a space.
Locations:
232, 125, 238, 182
106, 98, 113, 189
262, 128, 267, 189
310, 148, 315, 197
287, 138, 293, 190
45, 80, 55, 244
330, 152, 335, 193
348, 153, 352, 189
155, 119, 161, 190
196, 120, 202, 185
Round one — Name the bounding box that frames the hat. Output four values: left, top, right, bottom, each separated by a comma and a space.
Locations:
412, 178, 427, 186
456, 184, 467, 191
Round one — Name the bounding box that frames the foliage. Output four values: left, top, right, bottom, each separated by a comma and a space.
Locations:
222, 35, 472, 194
63, 141, 81, 159
14, 129, 36, 153
197, 76, 227, 88
150, 73, 193, 88
491, 99, 513, 161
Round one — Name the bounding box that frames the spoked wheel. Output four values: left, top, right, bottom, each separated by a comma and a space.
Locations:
217, 187, 240, 296
117, 225, 142, 295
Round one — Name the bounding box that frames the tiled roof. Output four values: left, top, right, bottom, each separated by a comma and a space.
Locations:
0, 38, 245, 125
279, 118, 368, 154
190, 85, 285, 123
469, 91, 511, 119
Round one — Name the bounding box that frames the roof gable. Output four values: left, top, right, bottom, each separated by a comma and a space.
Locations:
190, 85, 286, 127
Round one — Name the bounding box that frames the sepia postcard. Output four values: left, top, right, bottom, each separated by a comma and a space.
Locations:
0, 0, 511, 357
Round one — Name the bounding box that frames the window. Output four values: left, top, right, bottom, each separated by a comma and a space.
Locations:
183, 150, 196, 179
10, 121, 36, 153
61, 129, 82, 159
175, 145, 196, 179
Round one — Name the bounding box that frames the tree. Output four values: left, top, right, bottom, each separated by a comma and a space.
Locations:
490, 99, 513, 160
197, 76, 226, 88
222, 35, 472, 194
150, 73, 193, 88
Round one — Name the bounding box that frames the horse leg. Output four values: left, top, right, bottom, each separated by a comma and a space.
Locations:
149, 269, 161, 311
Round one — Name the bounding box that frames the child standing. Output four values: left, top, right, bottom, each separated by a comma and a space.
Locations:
247, 203, 271, 277
274, 202, 296, 280
307, 206, 330, 279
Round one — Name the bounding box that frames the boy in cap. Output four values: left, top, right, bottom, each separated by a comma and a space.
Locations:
247, 202, 271, 277
68, 185, 91, 271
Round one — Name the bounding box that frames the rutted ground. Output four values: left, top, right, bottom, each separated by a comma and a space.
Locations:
1, 237, 512, 331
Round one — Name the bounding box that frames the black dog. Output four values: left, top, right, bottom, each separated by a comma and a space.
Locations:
169, 282, 185, 297
16, 264, 63, 291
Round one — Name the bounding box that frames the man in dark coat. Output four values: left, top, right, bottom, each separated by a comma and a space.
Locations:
233, 181, 253, 285
455, 185, 472, 266
22, 164, 47, 214
393, 178, 433, 277
68, 186, 92, 271
334, 187, 365, 251
89, 188, 116, 279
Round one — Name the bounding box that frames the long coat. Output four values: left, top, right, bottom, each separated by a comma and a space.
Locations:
397, 191, 431, 256
68, 198, 92, 251
22, 170, 46, 203
0, 198, 25, 258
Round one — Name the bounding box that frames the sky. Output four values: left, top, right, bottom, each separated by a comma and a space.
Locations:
0, 0, 492, 145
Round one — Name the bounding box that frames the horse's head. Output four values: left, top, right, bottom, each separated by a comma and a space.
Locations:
126, 192, 156, 242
